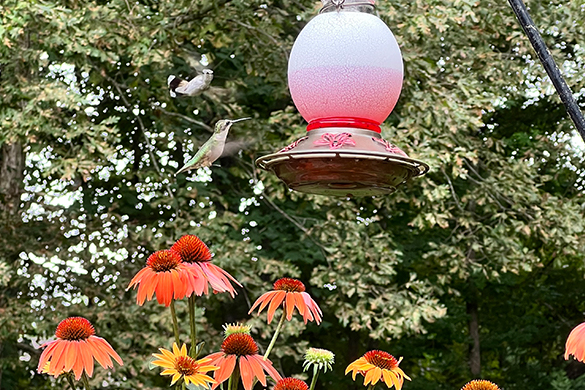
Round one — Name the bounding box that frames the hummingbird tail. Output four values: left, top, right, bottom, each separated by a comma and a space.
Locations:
175, 165, 191, 175
175, 160, 205, 175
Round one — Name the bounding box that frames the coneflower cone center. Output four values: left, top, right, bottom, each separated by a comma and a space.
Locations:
275, 378, 309, 390
171, 235, 212, 263
222, 333, 259, 356
175, 355, 198, 376
147, 250, 181, 272
364, 350, 398, 370
273, 277, 305, 292
461, 380, 500, 390
223, 323, 252, 338
55, 317, 95, 340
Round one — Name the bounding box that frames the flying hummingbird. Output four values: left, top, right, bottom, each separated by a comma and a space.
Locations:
175, 117, 251, 175
167, 69, 213, 98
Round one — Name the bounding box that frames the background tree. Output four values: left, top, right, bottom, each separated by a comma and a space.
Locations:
1, 0, 585, 389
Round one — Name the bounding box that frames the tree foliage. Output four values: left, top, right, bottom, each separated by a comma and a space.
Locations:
1, 0, 585, 389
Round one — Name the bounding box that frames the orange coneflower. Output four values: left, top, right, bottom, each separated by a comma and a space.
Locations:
565, 321, 585, 362
248, 277, 322, 324
171, 235, 241, 297
37, 317, 123, 380
204, 333, 282, 390
461, 379, 500, 390
274, 377, 309, 390
152, 342, 218, 386
345, 350, 410, 390
127, 249, 198, 307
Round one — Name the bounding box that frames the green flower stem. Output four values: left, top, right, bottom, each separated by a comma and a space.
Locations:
367, 385, 375, 390
263, 309, 287, 361
66, 374, 77, 390
170, 299, 181, 346
228, 363, 240, 390
81, 372, 91, 390
309, 370, 319, 390
188, 295, 197, 358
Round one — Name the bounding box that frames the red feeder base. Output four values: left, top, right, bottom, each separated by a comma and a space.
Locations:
256, 128, 428, 197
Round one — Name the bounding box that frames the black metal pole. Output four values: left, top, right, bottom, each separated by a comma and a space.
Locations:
508, 0, 585, 142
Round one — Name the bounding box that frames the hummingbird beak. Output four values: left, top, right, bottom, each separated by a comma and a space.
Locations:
230, 117, 251, 123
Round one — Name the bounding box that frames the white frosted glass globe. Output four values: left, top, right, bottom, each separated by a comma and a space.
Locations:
288, 11, 404, 127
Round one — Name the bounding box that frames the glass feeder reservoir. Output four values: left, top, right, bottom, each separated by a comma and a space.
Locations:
257, 0, 428, 197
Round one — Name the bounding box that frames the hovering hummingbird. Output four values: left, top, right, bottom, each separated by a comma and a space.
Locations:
167, 69, 213, 97
175, 117, 251, 175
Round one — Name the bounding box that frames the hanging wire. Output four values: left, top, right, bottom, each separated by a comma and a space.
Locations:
508, 0, 585, 142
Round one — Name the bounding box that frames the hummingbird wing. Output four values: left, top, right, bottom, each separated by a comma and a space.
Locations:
175, 137, 220, 175
220, 140, 255, 158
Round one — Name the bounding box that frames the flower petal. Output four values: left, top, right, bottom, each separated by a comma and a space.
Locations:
258, 357, 282, 382
93, 336, 123, 366
285, 292, 296, 321
250, 291, 275, 314
87, 337, 113, 369
72, 342, 85, 379
63, 340, 78, 372
267, 291, 286, 324
37, 341, 59, 373
155, 272, 172, 306
239, 356, 254, 390
246, 355, 267, 386
211, 354, 236, 389
48, 340, 68, 376
79, 340, 94, 378
127, 267, 150, 290
293, 292, 306, 316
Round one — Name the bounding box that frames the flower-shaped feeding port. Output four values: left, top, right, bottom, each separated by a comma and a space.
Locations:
256, 0, 428, 197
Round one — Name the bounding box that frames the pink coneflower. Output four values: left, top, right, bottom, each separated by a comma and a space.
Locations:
248, 278, 322, 324
171, 235, 241, 297
204, 333, 282, 390
127, 249, 199, 306
461, 380, 500, 390
274, 377, 309, 390
37, 317, 123, 380
565, 321, 585, 362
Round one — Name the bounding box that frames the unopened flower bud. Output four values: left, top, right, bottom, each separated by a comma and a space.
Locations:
303, 347, 335, 373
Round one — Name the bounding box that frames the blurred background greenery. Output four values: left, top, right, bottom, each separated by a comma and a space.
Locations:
1, 0, 585, 388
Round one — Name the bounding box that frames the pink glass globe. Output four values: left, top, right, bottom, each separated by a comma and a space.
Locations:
288, 10, 403, 132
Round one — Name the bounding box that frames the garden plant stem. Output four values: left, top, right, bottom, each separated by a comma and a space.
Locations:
66, 375, 77, 390
228, 364, 240, 390
81, 372, 91, 390
170, 300, 181, 345
309, 370, 319, 390
263, 310, 287, 360
367, 385, 375, 390
188, 295, 197, 357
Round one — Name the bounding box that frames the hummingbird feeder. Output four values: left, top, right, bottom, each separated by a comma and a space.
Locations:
256, 0, 429, 197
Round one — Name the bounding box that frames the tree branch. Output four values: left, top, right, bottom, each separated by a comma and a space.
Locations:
440, 167, 465, 214
230, 20, 290, 61
158, 108, 214, 133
